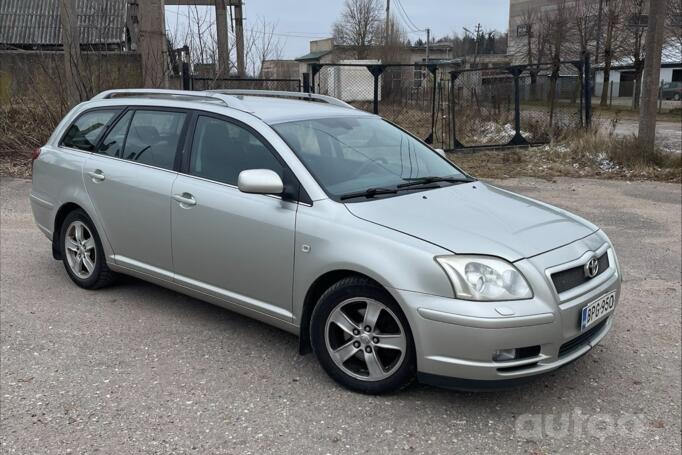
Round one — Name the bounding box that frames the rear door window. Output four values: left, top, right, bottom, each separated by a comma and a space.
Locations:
98, 111, 133, 158
61, 109, 120, 151
98, 109, 187, 171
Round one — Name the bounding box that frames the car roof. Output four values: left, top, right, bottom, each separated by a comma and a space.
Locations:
235, 96, 375, 124
85, 91, 376, 125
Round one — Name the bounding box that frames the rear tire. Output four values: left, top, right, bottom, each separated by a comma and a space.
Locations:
310, 276, 416, 394
674, 93, 681, 101
59, 209, 117, 289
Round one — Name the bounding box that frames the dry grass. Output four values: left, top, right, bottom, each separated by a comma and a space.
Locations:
451, 129, 681, 183
0, 101, 61, 178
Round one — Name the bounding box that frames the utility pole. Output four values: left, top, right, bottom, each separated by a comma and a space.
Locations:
59, 0, 82, 105
234, 0, 246, 77
425, 28, 430, 62
385, 0, 391, 46
638, 0, 666, 156
473, 23, 481, 66
137, 0, 168, 88
215, 0, 229, 78
463, 24, 481, 66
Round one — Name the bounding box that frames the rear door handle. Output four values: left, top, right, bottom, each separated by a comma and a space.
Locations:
172, 192, 196, 207
87, 169, 105, 182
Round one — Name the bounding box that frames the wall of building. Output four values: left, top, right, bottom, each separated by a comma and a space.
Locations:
0, 50, 143, 104
593, 66, 682, 97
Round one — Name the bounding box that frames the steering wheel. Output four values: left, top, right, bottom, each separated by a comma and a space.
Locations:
350, 157, 389, 179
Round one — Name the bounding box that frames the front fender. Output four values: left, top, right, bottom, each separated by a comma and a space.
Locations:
291, 199, 454, 324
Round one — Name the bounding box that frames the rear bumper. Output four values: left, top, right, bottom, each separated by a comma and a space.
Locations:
389, 234, 621, 385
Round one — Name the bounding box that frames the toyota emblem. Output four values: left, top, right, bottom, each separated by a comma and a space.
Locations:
584, 257, 599, 278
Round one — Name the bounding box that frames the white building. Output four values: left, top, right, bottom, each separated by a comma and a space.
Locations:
594, 43, 682, 98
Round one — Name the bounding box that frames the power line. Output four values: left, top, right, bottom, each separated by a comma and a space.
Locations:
393, 0, 423, 32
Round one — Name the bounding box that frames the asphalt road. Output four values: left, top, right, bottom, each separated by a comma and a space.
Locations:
1, 176, 680, 454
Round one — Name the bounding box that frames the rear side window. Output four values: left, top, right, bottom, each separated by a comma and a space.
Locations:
98, 109, 186, 171
189, 115, 283, 185
61, 109, 119, 151
98, 111, 133, 158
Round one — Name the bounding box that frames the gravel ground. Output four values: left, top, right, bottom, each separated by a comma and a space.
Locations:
609, 119, 682, 155
1, 176, 680, 454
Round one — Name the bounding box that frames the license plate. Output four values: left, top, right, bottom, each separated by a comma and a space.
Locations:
580, 291, 616, 331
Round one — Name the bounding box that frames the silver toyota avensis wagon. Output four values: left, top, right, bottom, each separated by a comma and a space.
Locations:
31, 89, 621, 394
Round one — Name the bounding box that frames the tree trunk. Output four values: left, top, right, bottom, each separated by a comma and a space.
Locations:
59, 0, 83, 107
599, 20, 614, 106
638, 0, 666, 157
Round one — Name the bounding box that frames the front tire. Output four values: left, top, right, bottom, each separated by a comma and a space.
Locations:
310, 277, 416, 394
59, 209, 116, 289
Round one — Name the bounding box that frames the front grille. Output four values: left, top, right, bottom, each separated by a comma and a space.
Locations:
551, 253, 610, 294
558, 319, 608, 357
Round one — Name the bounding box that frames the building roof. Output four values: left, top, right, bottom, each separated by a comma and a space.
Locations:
0, 0, 127, 48
595, 42, 682, 69
295, 50, 332, 62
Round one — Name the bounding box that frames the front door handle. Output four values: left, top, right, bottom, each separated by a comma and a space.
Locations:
87, 169, 105, 182
172, 192, 196, 207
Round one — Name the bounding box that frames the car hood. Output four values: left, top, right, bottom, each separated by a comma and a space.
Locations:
344, 181, 597, 262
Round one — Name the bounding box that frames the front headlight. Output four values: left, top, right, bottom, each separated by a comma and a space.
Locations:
435, 255, 533, 301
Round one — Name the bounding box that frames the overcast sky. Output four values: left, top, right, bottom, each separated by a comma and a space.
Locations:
165, 0, 510, 60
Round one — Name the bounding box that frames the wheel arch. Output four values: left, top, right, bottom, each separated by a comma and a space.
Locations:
298, 269, 388, 355
52, 202, 96, 260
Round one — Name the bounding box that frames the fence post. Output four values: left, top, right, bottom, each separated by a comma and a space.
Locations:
449, 71, 464, 149
367, 65, 384, 115
426, 65, 438, 144
583, 52, 592, 128
181, 45, 191, 90
507, 66, 530, 146
310, 64, 321, 94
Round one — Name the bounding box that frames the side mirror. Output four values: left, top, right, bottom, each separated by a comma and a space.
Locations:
435, 148, 446, 157
237, 169, 284, 195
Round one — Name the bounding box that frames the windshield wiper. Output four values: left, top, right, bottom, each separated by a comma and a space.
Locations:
397, 175, 474, 188
340, 187, 398, 200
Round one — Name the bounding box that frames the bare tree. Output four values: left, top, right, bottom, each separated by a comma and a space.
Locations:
545, 0, 572, 127
623, 0, 648, 108
664, 0, 681, 59
599, 0, 622, 106
245, 18, 284, 77
513, 7, 549, 98
332, 0, 384, 59
378, 14, 408, 63
59, 0, 84, 105
573, 0, 599, 59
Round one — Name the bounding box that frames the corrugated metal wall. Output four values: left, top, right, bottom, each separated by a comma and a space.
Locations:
0, 0, 127, 46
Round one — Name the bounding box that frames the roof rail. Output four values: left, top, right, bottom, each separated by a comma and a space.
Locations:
91, 89, 249, 111
208, 89, 356, 110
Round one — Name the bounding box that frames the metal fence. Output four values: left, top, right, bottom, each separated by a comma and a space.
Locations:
182, 58, 592, 151
310, 57, 593, 151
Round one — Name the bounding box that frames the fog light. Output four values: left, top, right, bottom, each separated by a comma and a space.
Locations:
493, 348, 517, 362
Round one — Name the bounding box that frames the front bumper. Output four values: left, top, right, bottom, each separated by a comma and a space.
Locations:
390, 232, 621, 385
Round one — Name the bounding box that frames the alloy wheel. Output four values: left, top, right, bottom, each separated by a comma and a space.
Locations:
324, 297, 407, 382
64, 220, 97, 279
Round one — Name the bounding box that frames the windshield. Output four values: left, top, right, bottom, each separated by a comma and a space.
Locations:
273, 117, 468, 200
